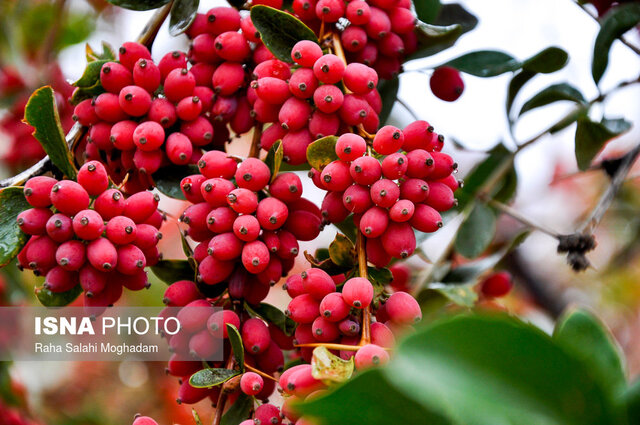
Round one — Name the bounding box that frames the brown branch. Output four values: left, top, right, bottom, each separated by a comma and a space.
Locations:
248, 124, 263, 159
136, 3, 172, 48
244, 363, 277, 382
356, 230, 371, 346
485, 198, 561, 239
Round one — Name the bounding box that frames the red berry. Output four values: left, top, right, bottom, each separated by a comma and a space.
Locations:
24, 176, 57, 208
254, 404, 282, 425
321, 191, 349, 223
242, 240, 270, 274
236, 158, 271, 191
176, 96, 203, 121
282, 129, 313, 165
87, 237, 118, 272
373, 125, 404, 155
119, 85, 152, 116
46, 213, 74, 242
207, 232, 243, 261
430, 66, 464, 102
133, 58, 161, 93
100, 62, 133, 94
158, 51, 188, 80
365, 236, 391, 267
410, 204, 442, 233
204, 6, 242, 34
227, 188, 258, 214
44, 266, 78, 293
342, 277, 373, 309
400, 178, 429, 203
335, 134, 366, 161
389, 6, 416, 34
240, 372, 264, 396
371, 321, 396, 348
163, 280, 199, 307
425, 182, 456, 211
319, 292, 350, 322
341, 26, 368, 52
55, 240, 86, 271
177, 299, 213, 333
72, 209, 105, 240
147, 97, 177, 129
254, 77, 291, 105
360, 206, 389, 238
349, 156, 382, 185
339, 94, 371, 126
269, 173, 302, 202
118, 42, 151, 71
301, 268, 335, 301
292, 0, 317, 20
370, 179, 400, 208
279, 97, 313, 131
199, 151, 238, 179
242, 318, 270, 354
386, 291, 422, 324
133, 417, 158, 425
343, 184, 372, 213
309, 110, 340, 139
94, 93, 127, 122
211, 96, 238, 122
207, 309, 240, 337
109, 120, 137, 150
480, 271, 513, 298
312, 316, 340, 342
406, 149, 434, 178
233, 214, 260, 242
164, 68, 196, 102
346, 1, 371, 25
256, 198, 289, 230
289, 68, 318, 99
201, 178, 235, 207
430, 151, 458, 179
17, 208, 52, 235
181, 116, 214, 147
291, 40, 323, 67
313, 84, 344, 114
105, 216, 137, 245
253, 59, 292, 81
133, 121, 165, 151
379, 32, 405, 58
276, 229, 299, 259
123, 191, 160, 223
354, 343, 389, 369
321, 160, 352, 191
366, 7, 391, 40
284, 209, 322, 241
389, 199, 415, 222
343, 63, 378, 94
212, 62, 246, 96
381, 152, 408, 179
116, 244, 146, 275
72, 99, 99, 126
166, 132, 193, 165
50, 180, 90, 215
133, 223, 162, 249
313, 54, 345, 84
77, 161, 109, 196
339, 319, 360, 337
286, 294, 320, 323
214, 31, 250, 62
315, 0, 345, 22
381, 222, 416, 258
94, 189, 125, 220
189, 34, 219, 63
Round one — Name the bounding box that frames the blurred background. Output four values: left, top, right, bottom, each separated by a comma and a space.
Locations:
0, 0, 639, 423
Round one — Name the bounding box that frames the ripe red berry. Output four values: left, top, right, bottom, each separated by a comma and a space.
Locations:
46, 213, 74, 242
227, 188, 258, 214
72, 209, 105, 240
118, 42, 151, 70
164, 68, 196, 102
148, 97, 177, 129
313, 54, 346, 84
425, 182, 456, 211
119, 85, 152, 116
319, 292, 350, 322
346, 1, 371, 25
254, 77, 291, 105
232, 214, 260, 242
350, 156, 382, 185
289, 68, 318, 99
132, 58, 161, 93
354, 343, 389, 369
366, 7, 391, 40
199, 151, 238, 179
55, 240, 86, 271
24, 176, 57, 208
123, 191, 160, 223
269, 173, 302, 202
256, 198, 289, 230
177, 299, 213, 333
343, 184, 372, 213
116, 244, 146, 275
370, 179, 400, 208
109, 120, 137, 150
214, 31, 250, 62
240, 372, 264, 396
242, 318, 271, 354
166, 132, 193, 165
77, 161, 109, 196
410, 204, 443, 233
87, 237, 118, 272
236, 158, 271, 192
389, 199, 415, 222
94, 189, 125, 220
342, 277, 373, 309
301, 268, 335, 301
284, 209, 322, 241
430, 151, 457, 179
162, 280, 199, 307
254, 404, 282, 425
176, 96, 203, 121
400, 178, 429, 203
133, 121, 165, 152
286, 294, 320, 324
100, 62, 133, 94
211, 62, 246, 96
242, 240, 270, 274
386, 291, 422, 324
207, 309, 240, 337
381, 152, 408, 179
381, 222, 416, 258
181, 116, 214, 147
17, 208, 52, 235
105, 216, 137, 245
341, 26, 368, 52
430, 66, 464, 102
94, 93, 127, 122
281, 128, 313, 165
44, 266, 78, 293
359, 206, 389, 238
480, 271, 513, 298
335, 134, 366, 162
315, 0, 345, 22
406, 149, 434, 178
313, 84, 344, 114
132, 416, 158, 425
50, 180, 90, 215
291, 40, 323, 67
279, 97, 313, 131
343, 63, 378, 95
158, 51, 188, 80
204, 6, 242, 34
72, 99, 99, 126
366, 236, 391, 268
390, 6, 416, 34
321, 160, 352, 191
373, 125, 404, 155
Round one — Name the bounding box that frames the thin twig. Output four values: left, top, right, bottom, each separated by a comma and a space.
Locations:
356, 230, 371, 346
396, 97, 420, 121
244, 363, 278, 382
485, 198, 561, 238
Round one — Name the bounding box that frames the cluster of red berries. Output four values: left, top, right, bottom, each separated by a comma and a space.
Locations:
315, 120, 459, 265
253, 41, 383, 165
0, 64, 74, 171
292, 0, 418, 79
179, 151, 322, 290
15, 161, 163, 309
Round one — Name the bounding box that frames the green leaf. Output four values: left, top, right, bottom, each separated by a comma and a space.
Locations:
191, 409, 203, 425
226, 324, 245, 370
245, 302, 296, 336
226, 0, 246, 8
550, 106, 589, 134
575, 117, 631, 171
189, 368, 240, 388
382, 314, 622, 425
0, 187, 30, 267
414, 0, 442, 24
153, 165, 198, 200
306, 136, 338, 171
553, 308, 626, 394
428, 281, 477, 307
23, 86, 77, 179
432, 3, 478, 34
443, 50, 521, 77
624, 379, 640, 425
329, 233, 355, 268
180, 231, 194, 259
86, 41, 116, 62
333, 215, 357, 243
169, 0, 199, 36
455, 203, 496, 259
151, 260, 195, 285
592, 3, 640, 84
506, 70, 536, 119
519, 83, 586, 116
311, 346, 354, 383
367, 266, 393, 286
105, 0, 171, 11
58, 13, 94, 51
35, 284, 82, 307
250, 5, 317, 63
264, 140, 283, 183
220, 393, 253, 425
522, 46, 569, 73
70, 81, 105, 105
73, 60, 108, 88
411, 22, 463, 60
377, 77, 399, 126
298, 368, 453, 425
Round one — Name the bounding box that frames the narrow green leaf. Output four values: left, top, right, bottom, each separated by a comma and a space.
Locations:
264, 140, 283, 183
522, 46, 569, 73
189, 368, 240, 388
245, 302, 296, 336
411, 22, 463, 60
153, 165, 199, 200
592, 3, 640, 84
35, 284, 82, 307
151, 260, 195, 285
73, 60, 108, 88
413, 0, 442, 24
575, 117, 631, 171
70, 81, 105, 105
519, 83, 586, 116
105, 0, 171, 11
220, 393, 253, 425
23, 86, 77, 179
554, 308, 626, 394
86, 41, 116, 62
455, 203, 497, 259
432, 3, 478, 34
179, 231, 194, 259
550, 106, 589, 134
311, 346, 354, 383
506, 70, 536, 118
0, 187, 31, 267
226, 324, 244, 370
329, 233, 355, 268
377, 77, 399, 125
169, 0, 199, 36
443, 50, 521, 77
250, 5, 317, 63
306, 136, 338, 171
428, 281, 477, 307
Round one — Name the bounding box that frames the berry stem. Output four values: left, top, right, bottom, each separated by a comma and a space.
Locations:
248, 124, 263, 159
356, 229, 371, 346
212, 346, 235, 425
136, 2, 172, 49
244, 363, 278, 382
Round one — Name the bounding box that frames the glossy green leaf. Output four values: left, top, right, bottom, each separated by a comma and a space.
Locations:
383, 314, 622, 425
519, 83, 585, 116
226, 324, 245, 370
195, 278, 227, 299
333, 215, 357, 243
455, 203, 496, 259
506, 70, 536, 118
329, 233, 355, 268
151, 260, 195, 285
264, 140, 283, 183
298, 368, 452, 425
592, 3, 640, 84
522, 46, 569, 73
226, 0, 246, 8
189, 368, 240, 388
70, 81, 105, 105
23, 86, 77, 179
411, 22, 463, 60
428, 281, 477, 307
306, 136, 338, 171
179, 231, 194, 259
0, 187, 31, 267
250, 5, 317, 63
169, 0, 199, 36
432, 3, 478, 34
220, 393, 253, 425
73, 60, 107, 88
575, 117, 631, 171
311, 346, 354, 383
456, 144, 514, 209
35, 284, 82, 307
153, 165, 198, 200
105, 0, 171, 11
414, 0, 442, 24
245, 302, 296, 336
377, 77, 399, 125
443, 50, 521, 77
367, 266, 393, 286
549, 106, 589, 134
554, 308, 626, 394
